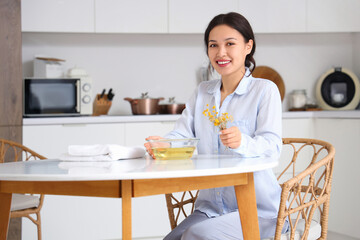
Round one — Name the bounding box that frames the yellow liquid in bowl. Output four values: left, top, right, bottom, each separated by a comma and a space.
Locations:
152, 147, 196, 160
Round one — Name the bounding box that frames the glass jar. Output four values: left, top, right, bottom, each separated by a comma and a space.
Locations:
290, 89, 307, 109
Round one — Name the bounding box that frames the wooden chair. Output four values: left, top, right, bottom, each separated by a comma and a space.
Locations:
0, 139, 46, 240
165, 138, 335, 240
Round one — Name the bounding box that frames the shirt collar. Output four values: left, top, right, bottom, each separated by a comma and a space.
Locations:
207, 68, 252, 95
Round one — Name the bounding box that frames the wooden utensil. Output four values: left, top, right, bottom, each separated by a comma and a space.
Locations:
252, 66, 285, 101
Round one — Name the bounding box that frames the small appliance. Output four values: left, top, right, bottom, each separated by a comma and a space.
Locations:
23, 77, 92, 117
316, 67, 360, 110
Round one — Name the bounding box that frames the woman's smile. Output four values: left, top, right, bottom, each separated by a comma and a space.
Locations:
216, 59, 231, 67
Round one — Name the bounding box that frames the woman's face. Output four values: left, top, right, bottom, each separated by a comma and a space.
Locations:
208, 24, 253, 79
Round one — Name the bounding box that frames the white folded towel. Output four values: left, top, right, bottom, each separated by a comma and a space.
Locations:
59, 144, 146, 161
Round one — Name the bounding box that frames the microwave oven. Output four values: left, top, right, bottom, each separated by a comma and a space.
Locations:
23, 77, 93, 117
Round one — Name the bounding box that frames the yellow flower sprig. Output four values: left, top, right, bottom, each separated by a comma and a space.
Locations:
202, 104, 233, 130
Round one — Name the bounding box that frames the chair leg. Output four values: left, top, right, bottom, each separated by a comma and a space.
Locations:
24, 213, 42, 240
320, 198, 330, 240
36, 212, 42, 240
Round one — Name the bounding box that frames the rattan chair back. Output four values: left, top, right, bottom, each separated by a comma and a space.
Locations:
0, 138, 46, 240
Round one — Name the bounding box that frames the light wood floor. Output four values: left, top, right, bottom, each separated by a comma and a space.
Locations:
327, 231, 360, 240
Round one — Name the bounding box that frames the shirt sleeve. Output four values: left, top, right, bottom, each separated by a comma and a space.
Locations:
163, 87, 198, 139
231, 82, 282, 158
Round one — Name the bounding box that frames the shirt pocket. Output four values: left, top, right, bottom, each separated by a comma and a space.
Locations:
229, 119, 252, 135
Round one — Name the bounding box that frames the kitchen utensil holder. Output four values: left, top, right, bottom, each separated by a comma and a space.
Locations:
93, 94, 112, 116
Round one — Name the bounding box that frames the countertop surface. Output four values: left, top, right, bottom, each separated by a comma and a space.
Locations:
22, 110, 360, 125
0, 155, 277, 181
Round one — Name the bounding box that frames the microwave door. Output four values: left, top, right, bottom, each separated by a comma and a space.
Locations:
24, 78, 80, 117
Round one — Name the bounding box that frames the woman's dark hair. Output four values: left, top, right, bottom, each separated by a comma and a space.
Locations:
204, 12, 256, 74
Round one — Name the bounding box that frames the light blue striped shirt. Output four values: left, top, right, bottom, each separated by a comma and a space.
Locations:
164, 68, 282, 219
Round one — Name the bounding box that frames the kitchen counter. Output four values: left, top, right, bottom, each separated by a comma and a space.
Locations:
282, 110, 360, 119
22, 110, 360, 126
23, 114, 181, 125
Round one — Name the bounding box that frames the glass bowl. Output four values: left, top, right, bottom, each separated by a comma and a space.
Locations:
147, 138, 199, 160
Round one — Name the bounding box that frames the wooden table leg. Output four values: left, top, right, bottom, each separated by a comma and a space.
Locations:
121, 180, 132, 240
0, 193, 12, 240
234, 173, 260, 240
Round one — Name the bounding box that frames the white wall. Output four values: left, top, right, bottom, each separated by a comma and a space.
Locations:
352, 33, 360, 110
354, 33, 360, 77
255, 33, 354, 109
22, 33, 206, 116
22, 32, 356, 115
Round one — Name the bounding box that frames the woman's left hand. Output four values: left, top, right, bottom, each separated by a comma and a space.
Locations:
219, 126, 242, 149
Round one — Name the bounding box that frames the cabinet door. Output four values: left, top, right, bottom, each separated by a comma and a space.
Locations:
169, 0, 238, 33
23, 123, 125, 158
22, 123, 128, 240
307, 0, 360, 32
124, 121, 176, 146
21, 0, 95, 33
282, 118, 314, 139
95, 0, 168, 33
238, 0, 306, 33
313, 119, 360, 238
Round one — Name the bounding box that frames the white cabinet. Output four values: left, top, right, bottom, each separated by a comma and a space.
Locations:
124, 121, 176, 146
168, 0, 307, 34
22, 121, 175, 240
280, 118, 360, 238
95, 0, 168, 33
282, 118, 314, 139
169, 0, 238, 33
21, 0, 95, 33
238, 0, 306, 33
21, 0, 360, 34
22, 123, 127, 240
313, 119, 360, 238
23, 123, 125, 158
307, 0, 360, 32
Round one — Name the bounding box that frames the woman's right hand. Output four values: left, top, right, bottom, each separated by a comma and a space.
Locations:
144, 136, 163, 159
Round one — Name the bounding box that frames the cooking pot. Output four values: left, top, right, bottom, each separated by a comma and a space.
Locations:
159, 97, 186, 114
124, 93, 164, 115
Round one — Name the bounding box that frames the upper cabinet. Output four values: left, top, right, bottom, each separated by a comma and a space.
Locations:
21, 0, 360, 34
168, 0, 238, 33
307, 0, 360, 32
238, 0, 306, 33
95, 0, 168, 33
21, 0, 95, 33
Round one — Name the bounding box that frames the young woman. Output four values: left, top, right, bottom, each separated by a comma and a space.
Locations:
145, 12, 288, 240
